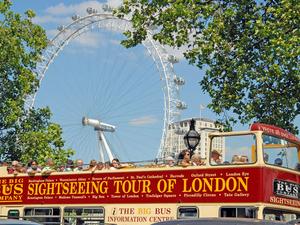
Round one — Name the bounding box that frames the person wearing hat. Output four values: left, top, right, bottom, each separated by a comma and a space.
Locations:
165, 156, 175, 167
211, 150, 222, 165
274, 158, 283, 166
191, 153, 204, 166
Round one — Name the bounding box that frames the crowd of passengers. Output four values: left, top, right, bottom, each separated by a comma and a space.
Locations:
0, 148, 270, 176
0, 158, 125, 175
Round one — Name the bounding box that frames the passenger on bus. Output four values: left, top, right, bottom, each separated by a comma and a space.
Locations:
211, 150, 222, 165
84, 159, 97, 172
178, 149, 191, 167
191, 153, 204, 166
176, 151, 184, 165
165, 156, 175, 167
90, 161, 104, 173
27, 160, 41, 175
264, 152, 269, 163
231, 155, 240, 164
110, 158, 121, 170
274, 158, 283, 166
10, 161, 26, 174
104, 161, 110, 170
64, 159, 74, 172
56, 164, 65, 172
96, 162, 104, 171
15, 162, 26, 174
7, 160, 19, 174
5, 163, 10, 173
240, 155, 249, 163
41, 158, 56, 175
73, 159, 84, 171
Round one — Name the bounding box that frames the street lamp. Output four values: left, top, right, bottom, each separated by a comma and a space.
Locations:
184, 119, 200, 153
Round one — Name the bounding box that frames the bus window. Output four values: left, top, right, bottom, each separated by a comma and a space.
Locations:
7, 209, 19, 219
263, 135, 300, 171
210, 134, 256, 165
63, 207, 104, 225
220, 207, 257, 218
263, 208, 299, 222
177, 207, 198, 219
24, 207, 61, 225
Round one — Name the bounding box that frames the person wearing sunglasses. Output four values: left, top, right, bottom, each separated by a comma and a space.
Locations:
179, 149, 191, 167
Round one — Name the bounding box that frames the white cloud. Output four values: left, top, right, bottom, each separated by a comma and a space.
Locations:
36, 1, 124, 50
107, 0, 123, 8
33, 14, 64, 25
34, 1, 102, 25
35, 0, 186, 59
46, 29, 58, 39
37, 0, 185, 58
40, 0, 123, 23
45, 1, 103, 16
129, 116, 158, 126
64, 47, 97, 55
45, 3, 70, 15
33, 15, 72, 25
44, 0, 122, 17
46, 29, 104, 49
73, 32, 103, 48
109, 39, 120, 45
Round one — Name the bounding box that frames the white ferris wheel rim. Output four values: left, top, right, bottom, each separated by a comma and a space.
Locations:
26, 11, 185, 159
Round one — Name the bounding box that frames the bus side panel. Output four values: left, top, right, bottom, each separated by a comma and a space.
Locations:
262, 167, 299, 209
0, 168, 262, 205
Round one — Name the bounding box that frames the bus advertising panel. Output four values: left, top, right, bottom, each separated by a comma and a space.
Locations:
0, 167, 298, 208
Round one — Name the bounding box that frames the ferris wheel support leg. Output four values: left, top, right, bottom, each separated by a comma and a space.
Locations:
97, 131, 105, 163
98, 130, 114, 162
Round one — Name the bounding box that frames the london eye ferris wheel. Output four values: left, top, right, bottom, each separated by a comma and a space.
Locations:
26, 5, 187, 163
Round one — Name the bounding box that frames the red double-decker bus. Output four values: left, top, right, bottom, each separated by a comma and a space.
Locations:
0, 123, 299, 225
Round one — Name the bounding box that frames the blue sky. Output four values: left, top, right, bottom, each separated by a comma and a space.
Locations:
12, 1, 300, 164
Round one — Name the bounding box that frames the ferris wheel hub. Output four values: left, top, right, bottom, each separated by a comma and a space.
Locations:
82, 117, 115, 132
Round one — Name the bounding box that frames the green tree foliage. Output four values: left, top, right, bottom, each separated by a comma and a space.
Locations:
0, 0, 74, 165
117, 0, 300, 133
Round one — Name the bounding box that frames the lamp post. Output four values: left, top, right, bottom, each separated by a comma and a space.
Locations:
184, 119, 200, 153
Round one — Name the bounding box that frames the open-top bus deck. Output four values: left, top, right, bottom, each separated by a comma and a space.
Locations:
0, 123, 299, 225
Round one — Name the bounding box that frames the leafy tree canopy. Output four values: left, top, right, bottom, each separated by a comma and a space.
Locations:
117, 0, 300, 133
0, 0, 74, 166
